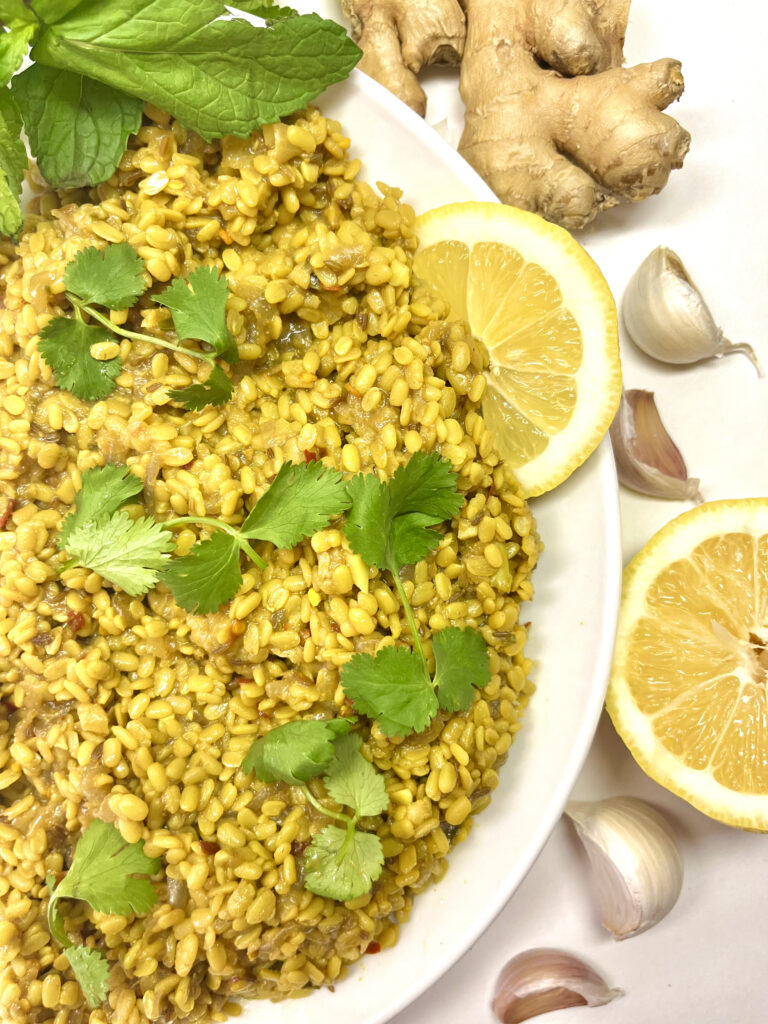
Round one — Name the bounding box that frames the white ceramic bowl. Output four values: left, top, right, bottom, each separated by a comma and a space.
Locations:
240, 69, 622, 1024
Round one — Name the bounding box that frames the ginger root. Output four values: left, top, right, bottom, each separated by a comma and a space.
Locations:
344, 0, 690, 229
341, 0, 466, 116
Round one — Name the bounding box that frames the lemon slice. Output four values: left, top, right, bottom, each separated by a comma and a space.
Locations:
413, 202, 621, 497
607, 499, 768, 830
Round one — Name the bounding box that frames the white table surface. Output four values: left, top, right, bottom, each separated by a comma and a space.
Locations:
304, 1, 768, 1021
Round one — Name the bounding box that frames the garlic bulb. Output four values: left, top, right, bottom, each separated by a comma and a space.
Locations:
492, 948, 621, 1023
565, 797, 683, 940
622, 246, 762, 375
609, 389, 702, 502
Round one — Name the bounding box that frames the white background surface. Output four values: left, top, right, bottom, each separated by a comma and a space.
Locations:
308, 1, 768, 1022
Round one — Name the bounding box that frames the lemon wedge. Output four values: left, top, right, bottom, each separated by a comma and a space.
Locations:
413, 202, 621, 497
607, 499, 768, 830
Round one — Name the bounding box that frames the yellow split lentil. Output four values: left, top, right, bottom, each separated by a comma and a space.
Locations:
0, 105, 539, 1024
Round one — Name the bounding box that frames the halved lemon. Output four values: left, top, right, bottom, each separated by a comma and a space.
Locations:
607, 499, 768, 830
413, 202, 621, 497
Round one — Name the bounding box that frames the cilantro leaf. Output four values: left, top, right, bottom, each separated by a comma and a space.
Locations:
65, 945, 111, 1009
0, 23, 35, 87
0, 86, 27, 237
344, 452, 463, 573
241, 717, 355, 785
59, 463, 143, 548
38, 316, 121, 401
303, 824, 384, 902
11, 64, 143, 190
432, 627, 492, 712
161, 531, 242, 614
55, 819, 161, 916
241, 460, 351, 550
324, 733, 388, 818
341, 646, 437, 737
62, 243, 146, 310
33, 5, 361, 142
158, 266, 238, 363
61, 510, 174, 595
168, 362, 234, 411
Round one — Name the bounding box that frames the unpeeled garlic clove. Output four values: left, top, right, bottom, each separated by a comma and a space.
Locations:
565, 797, 683, 940
492, 948, 621, 1023
622, 246, 762, 375
609, 389, 702, 502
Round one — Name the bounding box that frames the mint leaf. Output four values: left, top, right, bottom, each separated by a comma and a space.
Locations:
432, 627, 491, 712
241, 460, 350, 550
0, 1, 37, 23
0, 23, 35, 86
63, 243, 146, 310
324, 733, 388, 818
161, 531, 242, 614
158, 266, 237, 363
241, 717, 355, 784
168, 362, 234, 411
0, 86, 26, 237
341, 646, 437, 737
61, 510, 174, 595
231, 2, 298, 17
55, 819, 161, 916
12, 63, 143, 189
344, 452, 463, 574
59, 463, 143, 547
29, 0, 83, 22
303, 824, 384, 902
38, 316, 121, 400
65, 945, 110, 1008
34, 4, 361, 141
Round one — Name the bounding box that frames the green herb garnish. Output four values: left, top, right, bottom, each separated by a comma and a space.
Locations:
242, 724, 388, 902
341, 452, 492, 735
38, 244, 236, 408
59, 460, 351, 611
45, 819, 161, 1007
0, 1, 361, 234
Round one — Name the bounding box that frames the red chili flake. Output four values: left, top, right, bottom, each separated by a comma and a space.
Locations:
365, 941, 381, 955
200, 841, 220, 855
329, 621, 340, 633
235, 676, 251, 687
0, 499, 15, 531
291, 839, 310, 857
299, 627, 310, 642
344, 383, 362, 399
181, 460, 194, 470
302, 449, 319, 464
67, 610, 85, 633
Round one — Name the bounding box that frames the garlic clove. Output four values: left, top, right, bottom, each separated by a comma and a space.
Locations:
622, 246, 762, 375
609, 389, 702, 502
492, 948, 621, 1024
565, 796, 683, 940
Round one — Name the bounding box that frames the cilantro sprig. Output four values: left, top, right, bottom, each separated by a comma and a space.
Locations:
38, 244, 237, 409
45, 819, 161, 1007
0, 2, 360, 235
59, 460, 351, 611
341, 452, 492, 736
242, 721, 388, 902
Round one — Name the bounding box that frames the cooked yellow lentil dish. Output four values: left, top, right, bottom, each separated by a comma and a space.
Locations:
0, 106, 539, 1024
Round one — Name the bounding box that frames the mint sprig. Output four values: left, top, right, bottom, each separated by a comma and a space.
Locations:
0, 2, 361, 235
